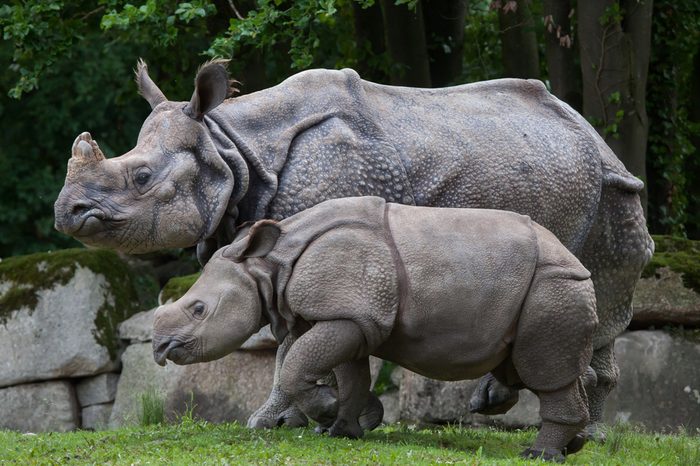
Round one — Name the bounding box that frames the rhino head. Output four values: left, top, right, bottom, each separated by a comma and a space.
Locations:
54, 60, 235, 253
152, 222, 282, 366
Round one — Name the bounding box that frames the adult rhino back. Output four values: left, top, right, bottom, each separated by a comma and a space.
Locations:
361, 77, 604, 253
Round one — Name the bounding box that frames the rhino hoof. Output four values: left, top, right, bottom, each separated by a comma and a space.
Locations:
564, 433, 586, 455
358, 392, 384, 431
468, 373, 519, 415
329, 419, 363, 439
582, 422, 607, 443
521, 447, 565, 463
246, 407, 308, 429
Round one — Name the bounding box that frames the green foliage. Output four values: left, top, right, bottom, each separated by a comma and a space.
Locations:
646, 0, 700, 237
208, 0, 357, 73
0, 421, 699, 464
373, 361, 398, 396
460, 1, 503, 82
642, 235, 700, 294
159, 272, 201, 303
101, 0, 216, 46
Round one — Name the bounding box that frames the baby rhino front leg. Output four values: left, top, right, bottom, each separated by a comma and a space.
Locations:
280, 320, 371, 438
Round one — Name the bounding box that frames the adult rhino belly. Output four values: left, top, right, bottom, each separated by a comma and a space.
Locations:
364, 80, 603, 254
377, 204, 538, 381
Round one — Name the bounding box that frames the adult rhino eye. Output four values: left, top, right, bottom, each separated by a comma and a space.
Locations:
134, 169, 151, 186
192, 302, 206, 318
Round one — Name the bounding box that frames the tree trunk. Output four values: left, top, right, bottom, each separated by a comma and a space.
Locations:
498, 0, 540, 79
352, 1, 387, 82
423, 0, 468, 87
380, 0, 432, 87
578, 0, 653, 215
686, 49, 700, 238
543, 0, 581, 110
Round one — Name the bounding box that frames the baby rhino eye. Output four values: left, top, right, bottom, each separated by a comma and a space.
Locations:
193, 302, 205, 318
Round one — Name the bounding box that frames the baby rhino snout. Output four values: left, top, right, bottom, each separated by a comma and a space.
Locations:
152, 337, 179, 366
151, 304, 182, 366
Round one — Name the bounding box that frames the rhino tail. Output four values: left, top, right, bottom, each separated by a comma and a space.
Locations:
602, 170, 644, 193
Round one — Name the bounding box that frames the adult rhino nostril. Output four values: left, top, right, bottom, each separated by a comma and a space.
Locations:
56, 201, 106, 236
71, 202, 91, 217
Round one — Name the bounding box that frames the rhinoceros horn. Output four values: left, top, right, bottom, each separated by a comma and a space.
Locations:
70, 132, 105, 163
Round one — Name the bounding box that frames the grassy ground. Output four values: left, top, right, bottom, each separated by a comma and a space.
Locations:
1, 421, 698, 465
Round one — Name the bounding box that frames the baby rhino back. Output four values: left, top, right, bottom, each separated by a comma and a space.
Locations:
379, 204, 539, 380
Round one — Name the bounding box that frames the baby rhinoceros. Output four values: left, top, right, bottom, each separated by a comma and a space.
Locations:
152, 196, 597, 462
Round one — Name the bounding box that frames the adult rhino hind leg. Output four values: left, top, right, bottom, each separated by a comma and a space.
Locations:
580, 182, 654, 441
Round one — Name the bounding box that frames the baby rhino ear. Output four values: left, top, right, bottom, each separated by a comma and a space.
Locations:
223, 220, 281, 262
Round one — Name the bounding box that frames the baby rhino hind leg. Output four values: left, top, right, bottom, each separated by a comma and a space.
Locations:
513, 274, 597, 461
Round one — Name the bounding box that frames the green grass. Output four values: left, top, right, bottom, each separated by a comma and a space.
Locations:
0, 422, 698, 465
139, 388, 166, 427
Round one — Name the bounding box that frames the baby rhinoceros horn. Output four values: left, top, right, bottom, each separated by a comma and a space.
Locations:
71, 132, 105, 164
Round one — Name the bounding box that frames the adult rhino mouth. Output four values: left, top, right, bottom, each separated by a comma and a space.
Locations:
54, 196, 111, 237
71, 208, 108, 236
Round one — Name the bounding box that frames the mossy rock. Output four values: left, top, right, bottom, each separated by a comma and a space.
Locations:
0, 248, 158, 360
159, 273, 201, 304
642, 235, 700, 294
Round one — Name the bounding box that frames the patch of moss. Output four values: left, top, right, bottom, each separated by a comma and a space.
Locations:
642, 235, 700, 295
373, 361, 398, 396
160, 273, 201, 304
0, 248, 158, 359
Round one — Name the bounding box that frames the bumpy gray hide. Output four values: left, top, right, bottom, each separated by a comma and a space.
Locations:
152, 197, 598, 460
54, 63, 653, 428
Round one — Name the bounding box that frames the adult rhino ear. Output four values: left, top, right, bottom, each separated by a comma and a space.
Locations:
184, 59, 232, 121
223, 220, 281, 262
134, 59, 167, 109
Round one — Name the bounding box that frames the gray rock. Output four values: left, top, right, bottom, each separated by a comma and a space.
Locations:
110, 343, 275, 427
76, 373, 119, 407
398, 370, 540, 428
632, 267, 700, 327
0, 380, 79, 432
118, 309, 156, 343
379, 390, 400, 424
603, 330, 700, 431
369, 356, 384, 390
240, 325, 278, 351
0, 267, 121, 387
82, 403, 113, 430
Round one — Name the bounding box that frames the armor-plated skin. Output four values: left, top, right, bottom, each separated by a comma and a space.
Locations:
54, 61, 652, 433
152, 197, 598, 461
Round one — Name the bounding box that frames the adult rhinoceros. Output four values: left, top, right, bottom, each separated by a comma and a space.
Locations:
54, 60, 653, 436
